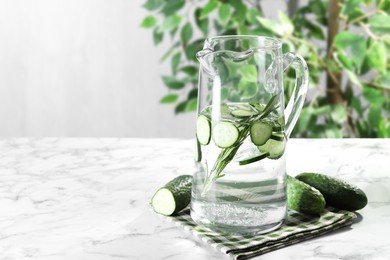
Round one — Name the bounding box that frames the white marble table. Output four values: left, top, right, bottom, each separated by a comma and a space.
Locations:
0, 138, 389, 260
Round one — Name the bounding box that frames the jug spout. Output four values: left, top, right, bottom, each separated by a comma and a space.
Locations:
197, 48, 255, 75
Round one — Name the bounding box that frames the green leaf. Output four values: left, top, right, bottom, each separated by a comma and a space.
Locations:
200, 0, 219, 19
160, 15, 182, 32
341, 0, 361, 16
187, 88, 198, 100
218, 3, 232, 26
278, 11, 294, 35
367, 104, 381, 128
347, 9, 366, 24
143, 0, 164, 11
195, 8, 209, 35
380, 0, 390, 12
313, 105, 331, 116
170, 27, 178, 39
160, 94, 179, 104
378, 71, 390, 87
305, 20, 325, 40
185, 98, 198, 112
185, 40, 204, 61
345, 70, 362, 88
257, 17, 284, 36
378, 118, 390, 138
330, 105, 347, 124
175, 100, 187, 114
162, 76, 185, 89
160, 0, 185, 16
140, 15, 157, 28
363, 86, 386, 104
153, 28, 164, 45
356, 119, 369, 137
334, 51, 353, 70
334, 32, 366, 70
180, 22, 193, 46
297, 106, 315, 132
351, 97, 363, 116
246, 8, 263, 24
171, 52, 181, 75
229, 0, 247, 24
180, 65, 198, 76
308, 0, 327, 25
369, 14, 390, 35
323, 124, 343, 138
239, 65, 258, 82
367, 41, 387, 73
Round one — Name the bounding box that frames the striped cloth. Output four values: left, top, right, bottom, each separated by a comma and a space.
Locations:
166, 208, 356, 259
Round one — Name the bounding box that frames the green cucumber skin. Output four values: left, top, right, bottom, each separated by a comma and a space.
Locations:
162, 175, 192, 214
296, 173, 368, 211
287, 175, 326, 215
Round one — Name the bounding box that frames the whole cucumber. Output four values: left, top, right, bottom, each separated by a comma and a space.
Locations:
286, 175, 326, 215
296, 172, 368, 211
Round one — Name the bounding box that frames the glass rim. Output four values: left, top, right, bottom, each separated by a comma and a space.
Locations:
206, 35, 282, 50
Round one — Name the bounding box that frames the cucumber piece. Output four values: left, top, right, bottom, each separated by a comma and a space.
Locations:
231, 109, 257, 117
151, 175, 192, 216
250, 122, 273, 146
258, 134, 286, 159
212, 122, 239, 148
287, 175, 326, 215
296, 172, 368, 211
196, 115, 211, 145
239, 152, 269, 165
270, 133, 285, 141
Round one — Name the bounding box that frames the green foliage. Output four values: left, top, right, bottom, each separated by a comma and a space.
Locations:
141, 0, 390, 138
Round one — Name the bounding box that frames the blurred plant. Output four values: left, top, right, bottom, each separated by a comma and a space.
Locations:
141, 0, 390, 138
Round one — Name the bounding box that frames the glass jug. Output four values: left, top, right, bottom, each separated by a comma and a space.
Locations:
191, 36, 308, 235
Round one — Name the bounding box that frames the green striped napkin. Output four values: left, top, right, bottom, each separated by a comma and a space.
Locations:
167, 208, 356, 259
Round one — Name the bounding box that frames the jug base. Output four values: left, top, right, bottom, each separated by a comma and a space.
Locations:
191, 210, 285, 235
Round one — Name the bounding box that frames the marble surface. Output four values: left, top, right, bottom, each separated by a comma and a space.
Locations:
0, 138, 389, 260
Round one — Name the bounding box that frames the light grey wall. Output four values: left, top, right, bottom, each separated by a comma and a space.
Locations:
0, 0, 288, 137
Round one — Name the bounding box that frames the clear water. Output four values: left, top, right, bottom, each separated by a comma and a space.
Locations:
191, 103, 287, 235
191, 151, 287, 234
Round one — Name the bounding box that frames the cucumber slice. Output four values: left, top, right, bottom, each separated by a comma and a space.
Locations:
196, 115, 211, 145
151, 175, 192, 216
270, 133, 285, 141
212, 122, 239, 148
258, 134, 286, 159
250, 122, 273, 146
231, 109, 257, 117
239, 152, 269, 165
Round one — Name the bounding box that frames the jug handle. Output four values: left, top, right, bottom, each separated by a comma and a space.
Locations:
282, 52, 309, 139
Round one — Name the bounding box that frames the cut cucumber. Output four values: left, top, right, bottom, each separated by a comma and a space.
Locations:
250, 122, 273, 146
258, 134, 286, 159
151, 175, 192, 216
239, 152, 269, 165
212, 122, 239, 148
196, 115, 211, 145
231, 109, 257, 117
270, 133, 285, 141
